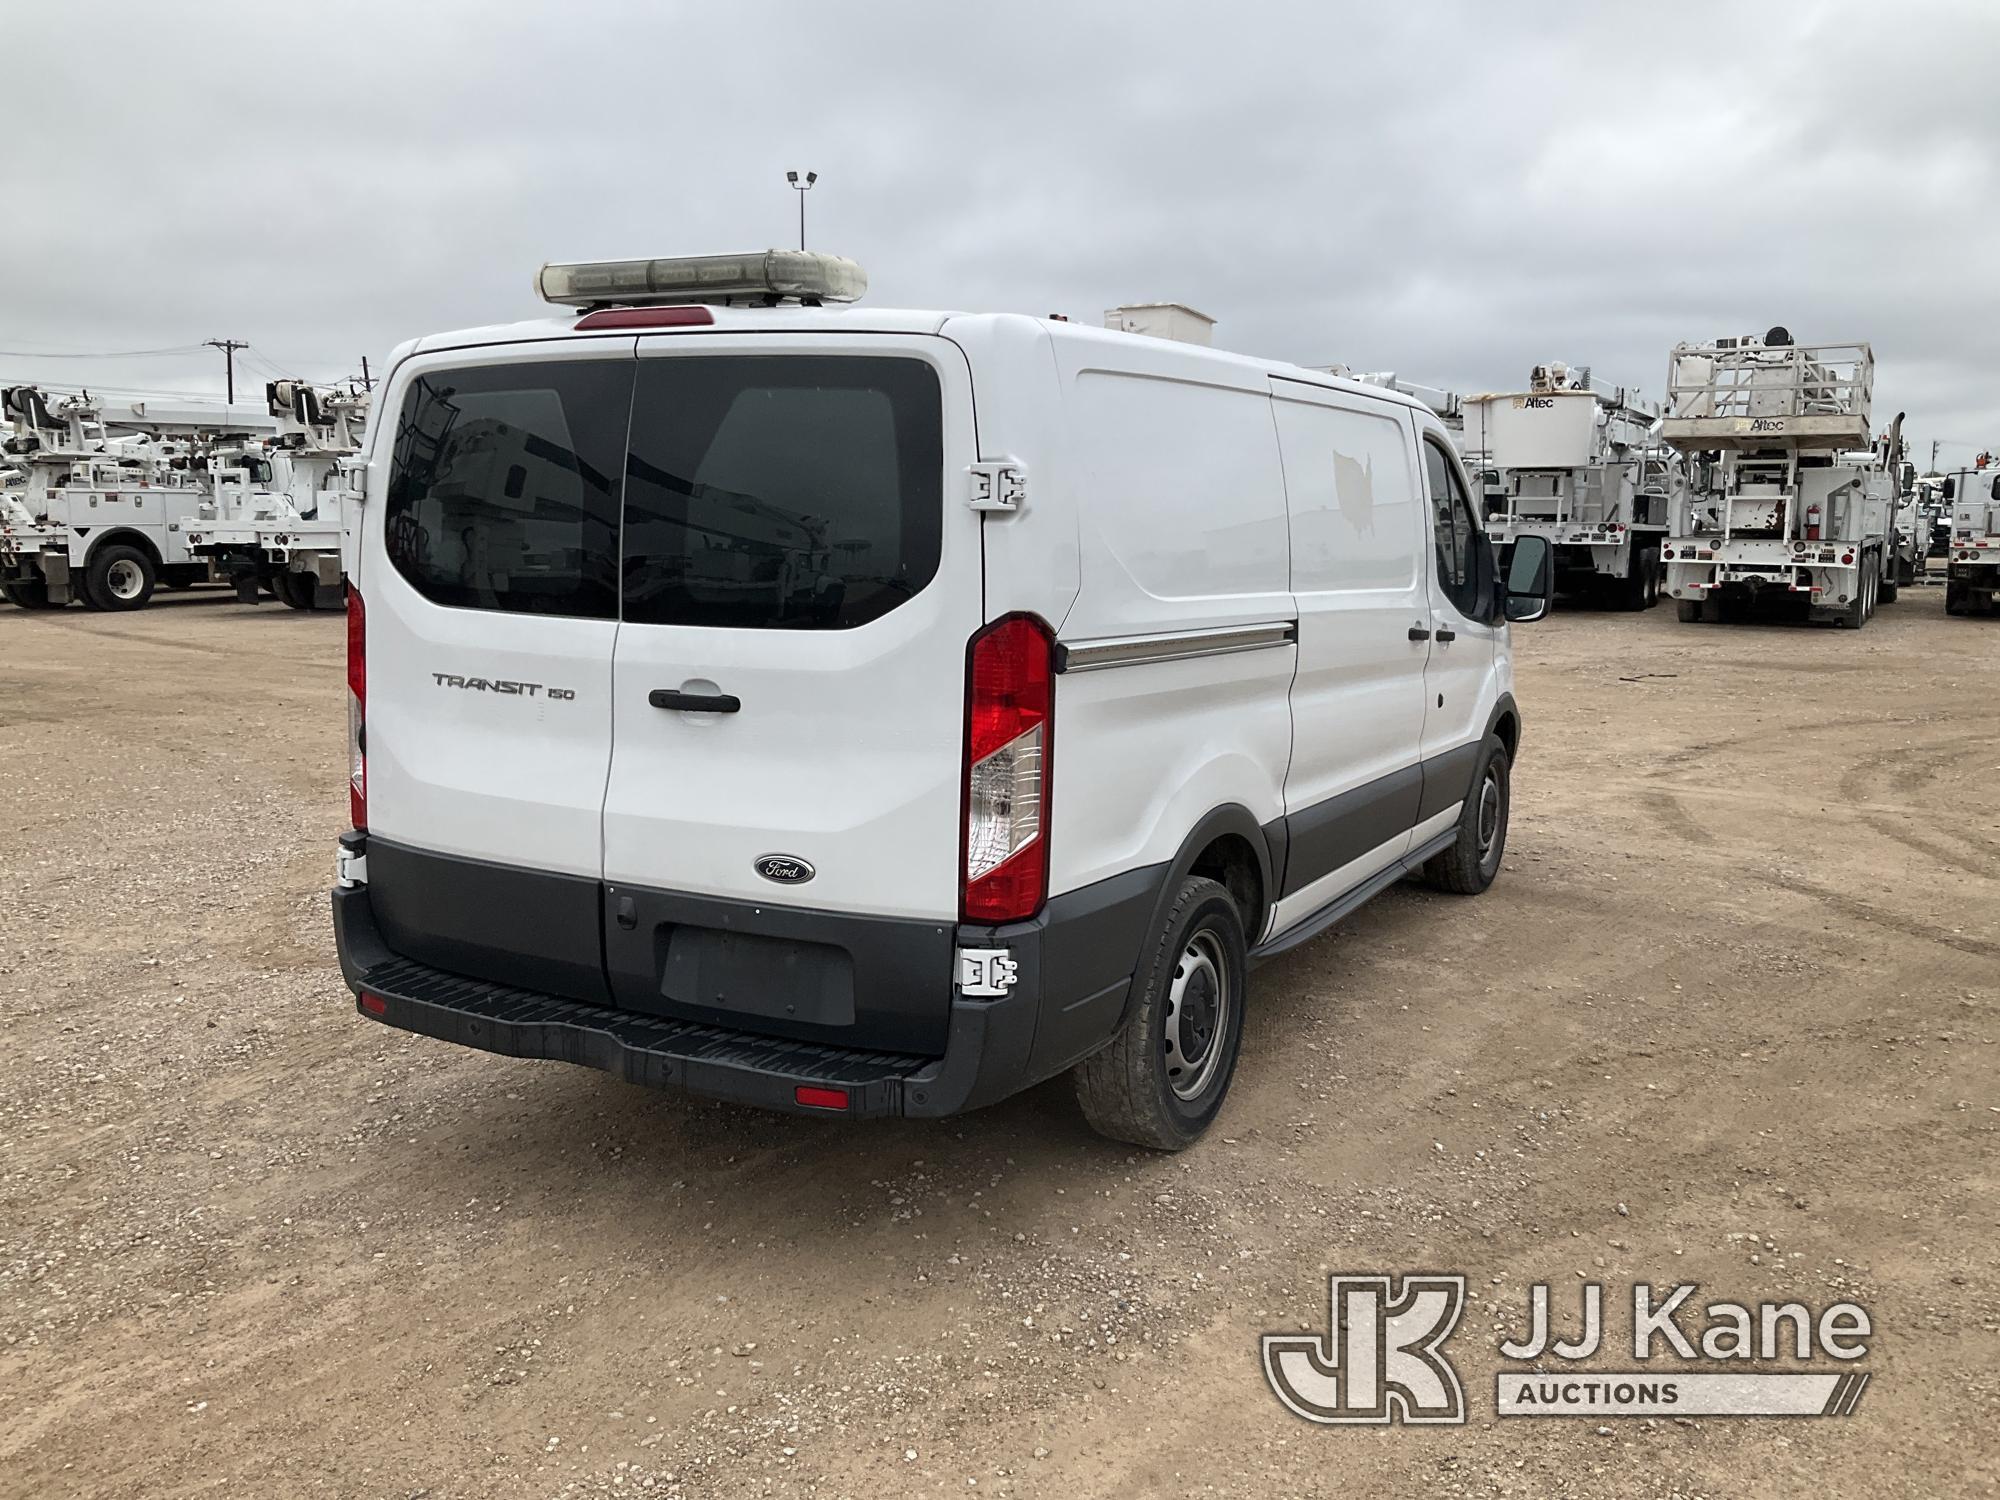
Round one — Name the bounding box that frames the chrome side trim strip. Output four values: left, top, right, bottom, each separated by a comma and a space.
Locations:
1055, 621, 1296, 673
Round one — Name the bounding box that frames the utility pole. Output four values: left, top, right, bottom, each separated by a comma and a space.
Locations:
786, 170, 818, 250
359, 355, 373, 392
205, 338, 248, 406
1931, 438, 1940, 471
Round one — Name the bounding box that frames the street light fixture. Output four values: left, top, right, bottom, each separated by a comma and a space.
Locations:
786, 170, 818, 251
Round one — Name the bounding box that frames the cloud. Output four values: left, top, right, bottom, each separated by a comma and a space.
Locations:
1, 0, 1993, 456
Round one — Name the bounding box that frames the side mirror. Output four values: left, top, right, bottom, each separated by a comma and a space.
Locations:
1503, 534, 1554, 623
1941, 477, 1956, 501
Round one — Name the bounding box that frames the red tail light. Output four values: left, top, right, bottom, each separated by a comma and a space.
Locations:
794, 1085, 849, 1111
346, 588, 366, 829
962, 614, 1054, 924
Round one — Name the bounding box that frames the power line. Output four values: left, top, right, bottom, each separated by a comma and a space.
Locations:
0, 343, 209, 360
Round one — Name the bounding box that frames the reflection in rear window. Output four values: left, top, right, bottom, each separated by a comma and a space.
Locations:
622, 356, 942, 629
384, 360, 630, 619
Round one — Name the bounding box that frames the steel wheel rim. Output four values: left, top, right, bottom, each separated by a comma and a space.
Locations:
1163, 929, 1230, 1102
1476, 768, 1503, 857
105, 559, 144, 600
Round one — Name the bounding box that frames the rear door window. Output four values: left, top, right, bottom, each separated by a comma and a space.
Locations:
384, 360, 631, 619
621, 355, 943, 629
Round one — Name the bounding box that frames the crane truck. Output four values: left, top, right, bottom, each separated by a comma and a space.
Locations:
1, 386, 272, 609
1464, 361, 1680, 609
184, 379, 367, 610
1661, 329, 1905, 629
1942, 459, 2000, 616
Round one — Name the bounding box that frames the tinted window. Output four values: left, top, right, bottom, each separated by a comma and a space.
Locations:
1424, 438, 1486, 619
384, 360, 630, 618
622, 356, 942, 629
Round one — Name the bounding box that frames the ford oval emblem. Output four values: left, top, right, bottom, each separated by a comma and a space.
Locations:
754, 854, 815, 885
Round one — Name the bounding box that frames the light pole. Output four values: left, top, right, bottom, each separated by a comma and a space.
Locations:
786, 170, 817, 250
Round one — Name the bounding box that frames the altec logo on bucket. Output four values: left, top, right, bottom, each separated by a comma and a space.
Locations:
1263, 1275, 1873, 1425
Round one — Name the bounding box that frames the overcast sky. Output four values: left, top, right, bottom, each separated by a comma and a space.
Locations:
3, 0, 1995, 465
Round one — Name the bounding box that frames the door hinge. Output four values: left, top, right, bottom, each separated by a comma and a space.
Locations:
957, 947, 1019, 997
967, 460, 1026, 513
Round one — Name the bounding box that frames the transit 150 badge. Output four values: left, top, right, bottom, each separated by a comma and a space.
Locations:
1264, 1274, 1871, 1425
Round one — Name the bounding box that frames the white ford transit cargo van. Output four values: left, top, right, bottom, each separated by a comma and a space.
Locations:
332, 251, 1554, 1150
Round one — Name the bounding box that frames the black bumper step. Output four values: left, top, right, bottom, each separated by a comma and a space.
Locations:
349, 951, 928, 1118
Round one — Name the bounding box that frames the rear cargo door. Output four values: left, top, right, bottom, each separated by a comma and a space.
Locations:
600, 335, 983, 1049
360, 340, 633, 1003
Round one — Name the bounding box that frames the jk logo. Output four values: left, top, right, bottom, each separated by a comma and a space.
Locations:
1262, 1274, 1468, 1425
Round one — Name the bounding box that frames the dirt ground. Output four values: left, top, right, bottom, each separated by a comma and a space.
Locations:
1, 583, 1995, 1499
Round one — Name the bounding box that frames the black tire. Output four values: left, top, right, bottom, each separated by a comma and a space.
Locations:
275, 573, 313, 610
85, 543, 156, 612
1073, 876, 1247, 1152
2, 579, 62, 609
1675, 598, 1703, 623
1424, 734, 1510, 895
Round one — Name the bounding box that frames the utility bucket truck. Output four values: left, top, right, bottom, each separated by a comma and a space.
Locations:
1942, 459, 2000, 615
1662, 329, 1904, 628
185, 380, 366, 610
1464, 362, 1679, 609
0, 387, 272, 610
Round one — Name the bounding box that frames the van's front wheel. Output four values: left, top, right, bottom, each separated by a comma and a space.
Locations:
1423, 734, 1510, 894
1073, 876, 1246, 1151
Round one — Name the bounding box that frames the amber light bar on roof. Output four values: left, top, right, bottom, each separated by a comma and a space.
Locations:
534, 250, 868, 308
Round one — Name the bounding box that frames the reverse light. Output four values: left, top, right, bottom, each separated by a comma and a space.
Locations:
347, 588, 366, 829
963, 614, 1055, 925
535, 250, 867, 308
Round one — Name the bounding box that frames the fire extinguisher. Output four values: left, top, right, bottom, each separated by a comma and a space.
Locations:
1805, 502, 1822, 541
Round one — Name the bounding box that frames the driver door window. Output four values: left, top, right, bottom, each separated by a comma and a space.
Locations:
1423, 439, 1487, 620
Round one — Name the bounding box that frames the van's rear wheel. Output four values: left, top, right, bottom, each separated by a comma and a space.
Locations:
1423, 734, 1510, 895
1073, 876, 1247, 1151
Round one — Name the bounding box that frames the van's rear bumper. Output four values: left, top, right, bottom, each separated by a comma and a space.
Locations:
331, 871, 1154, 1119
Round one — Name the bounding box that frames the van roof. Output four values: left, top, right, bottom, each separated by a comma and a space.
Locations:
403, 306, 1432, 416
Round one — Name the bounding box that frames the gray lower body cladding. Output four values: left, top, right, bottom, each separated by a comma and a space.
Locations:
334, 727, 1503, 1117
335, 838, 1160, 1117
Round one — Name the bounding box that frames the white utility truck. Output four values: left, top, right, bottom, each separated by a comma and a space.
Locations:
1351, 373, 1468, 456
1942, 461, 2000, 615
185, 379, 367, 610
330, 249, 1557, 1150
1464, 362, 1679, 610
1661, 329, 1904, 628
1, 386, 275, 609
